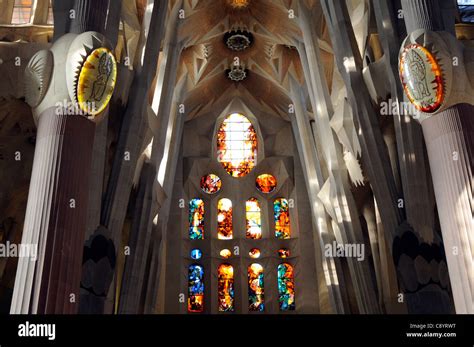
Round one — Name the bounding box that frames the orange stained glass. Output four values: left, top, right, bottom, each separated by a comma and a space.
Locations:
218, 264, 234, 312
246, 198, 262, 239
278, 248, 290, 258
200, 174, 222, 194
256, 174, 277, 193
217, 113, 257, 178
274, 198, 290, 239
217, 198, 233, 239
248, 263, 264, 311
189, 198, 204, 240
249, 248, 261, 259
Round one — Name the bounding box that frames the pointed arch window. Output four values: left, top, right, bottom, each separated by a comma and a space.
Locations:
189, 198, 204, 240
188, 264, 204, 313
246, 197, 262, 239
218, 264, 234, 312
217, 198, 233, 239
277, 263, 295, 311
274, 198, 290, 239
217, 113, 257, 178
248, 263, 264, 311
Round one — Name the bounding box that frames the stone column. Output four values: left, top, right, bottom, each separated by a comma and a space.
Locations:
401, 0, 474, 314
11, 109, 94, 314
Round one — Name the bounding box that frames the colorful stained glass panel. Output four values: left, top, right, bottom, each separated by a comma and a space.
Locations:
200, 174, 222, 194
246, 198, 261, 239
278, 248, 290, 258
248, 263, 264, 312
218, 264, 234, 312
220, 249, 232, 259
190, 248, 202, 260
277, 263, 295, 311
189, 198, 204, 240
188, 264, 204, 312
217, 113, 257, 178
274, 198, 290, 239
249, 248, 261, 258
256, 174, 277, 193
217, 198, 233, 239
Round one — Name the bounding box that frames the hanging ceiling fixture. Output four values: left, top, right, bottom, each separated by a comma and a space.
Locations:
224, 29, 254, 51
226, 65, 248, 81
226, 0, 250, 9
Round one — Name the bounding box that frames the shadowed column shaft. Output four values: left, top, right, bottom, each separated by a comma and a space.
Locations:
11, 109, 94, 314
402, 0, 474, 313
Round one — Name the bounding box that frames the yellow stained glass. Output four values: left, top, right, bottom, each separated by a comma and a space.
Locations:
218, 264, 234, 312
77, 47, 117, 116
246, 198, 262, 239
217, 113, 257, 178
217, 198, 233, 239
220, 249, 232, 259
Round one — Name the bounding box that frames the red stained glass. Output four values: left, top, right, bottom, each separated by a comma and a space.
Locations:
217, 113, 257, 178
278, 248, 290, 258
217, 198, 233, 239
256, 174, 277, 193
200, 174, 222, 194
218, 264, 234, 312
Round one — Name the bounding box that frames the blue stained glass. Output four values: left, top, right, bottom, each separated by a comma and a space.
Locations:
189, 198, 204, 240
188, 264, 204, 312
277, 263, 295, 311
248, 263, 264, 312
190, 248, 202, 260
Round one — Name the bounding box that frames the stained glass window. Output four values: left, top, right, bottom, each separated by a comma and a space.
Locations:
256, 174, 277, 193
274, 198, 290, 239
278, 248, 290, 258
11, 0, 32, 24
188, 264, 204, 313
277, 263, 295, 311
200, 174, 222, 194
249, 248, 261, 258
246, 198, 262, 239
189, 198, 204, 240
217, 113, 257, 178
248, 263, 264, 312
220, 249, 232, 259
47, 0, 53, 24
218, 264, 234, 312
190, 248, 202, 260
217, 198, 233, 239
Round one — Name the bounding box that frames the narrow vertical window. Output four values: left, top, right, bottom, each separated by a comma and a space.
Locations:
246, 197, 262, 239
248, 263, 264, 311
277, 263, 295, 311
218, 264, 234, 312
188, 264, 204, 313
217, 198, 233, 239
12, 0, 32, 24
189, 198, 204, 240
274, 198, 290, 239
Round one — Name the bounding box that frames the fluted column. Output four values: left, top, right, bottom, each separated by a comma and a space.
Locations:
11, 109, 94, 314
401, 0, 474, 313
422, 106, 474, 313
